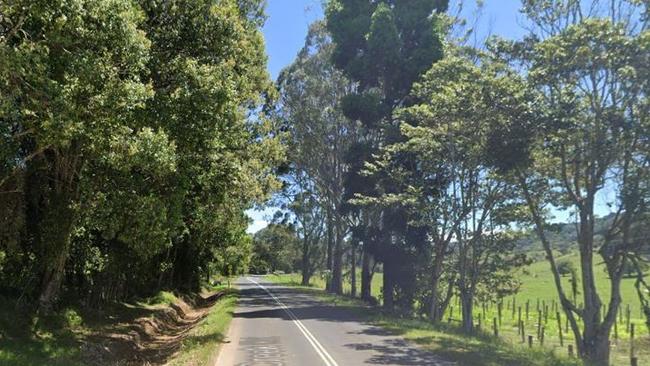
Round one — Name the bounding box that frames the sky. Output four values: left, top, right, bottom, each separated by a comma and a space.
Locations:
246, 1, 557, 234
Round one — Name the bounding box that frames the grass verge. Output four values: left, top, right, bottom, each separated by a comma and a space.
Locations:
0, 295, 86, 366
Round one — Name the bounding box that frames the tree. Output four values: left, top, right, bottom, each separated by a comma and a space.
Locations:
492, 1, 649, 363
280, 177, 327, 285
0, 0, 283, 310
277, 21, 357, 291
362, 54, 531, 329
0, 0, 153, 311
326, 0, 448, 308
251, 224, 300, 274
135, 0, 282, 291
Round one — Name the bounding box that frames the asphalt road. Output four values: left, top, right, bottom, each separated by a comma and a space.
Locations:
215, 276, 455, 366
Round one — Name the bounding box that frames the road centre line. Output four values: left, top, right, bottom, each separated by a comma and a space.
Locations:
247, 277, 339, 366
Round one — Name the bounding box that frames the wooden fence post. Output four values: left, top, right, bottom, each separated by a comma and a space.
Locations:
565, 315, 569, 333
630, 323, 635, 358
544, 305, 548, 324
526, 300, 530, 320
626, 304, 631, 332
556, 312, 563, 347
498, 302, 502, 326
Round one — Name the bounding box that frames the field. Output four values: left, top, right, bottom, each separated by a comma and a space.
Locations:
272, 252, 649, 366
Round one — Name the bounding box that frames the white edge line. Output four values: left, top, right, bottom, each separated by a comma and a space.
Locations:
247, 277, 339, 366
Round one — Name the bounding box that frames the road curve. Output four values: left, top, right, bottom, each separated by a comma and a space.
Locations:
215, 276, 455, 366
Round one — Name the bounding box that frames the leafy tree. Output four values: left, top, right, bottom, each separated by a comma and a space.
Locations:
277, 22, 357, 290
491, 1, 649, 363
137, 0, 282, 292
326, 0, 448, 307
557, 259, 577, 277
362, 54, 531, 329
0, 0, 283, 310
279, 178, 328, 285
251, 224, 300, 274
0, 0, 153, 311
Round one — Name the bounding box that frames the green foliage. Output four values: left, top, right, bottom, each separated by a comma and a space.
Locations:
490, 2, 649, 362
0, 0, 283, 310
557, 259, 577, 277
251, 224, 300, 274
326, 0, 449, 309
276, 21, 358, 289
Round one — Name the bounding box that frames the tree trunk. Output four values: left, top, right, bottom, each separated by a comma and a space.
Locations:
518, 173, 618, 366
301, 236, 311, 286
350, 242, 357, 298
579, 330, 610, 366
429, 248, 446, 322
38, 192, 75, 312
325, 208, 333, 291
383, 260, 394, 311
301, 266, 311, 286
361, 248, 372, 301
331, 218, 343, 294
460, 292, 474, 334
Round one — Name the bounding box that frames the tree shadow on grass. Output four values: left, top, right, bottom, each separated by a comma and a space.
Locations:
344, 338, 457, 365
407, 334, 580, 366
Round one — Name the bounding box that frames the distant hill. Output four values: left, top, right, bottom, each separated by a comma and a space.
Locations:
514, 214, 619, 260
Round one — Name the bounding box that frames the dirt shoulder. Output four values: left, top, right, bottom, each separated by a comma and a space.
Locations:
78, 290, 231, 366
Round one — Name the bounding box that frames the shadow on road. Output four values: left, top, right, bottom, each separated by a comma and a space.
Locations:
345, 338, 455, 365
234, 283, 456, 366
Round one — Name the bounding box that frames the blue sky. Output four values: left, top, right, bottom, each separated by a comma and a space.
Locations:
247, 1, 554, 233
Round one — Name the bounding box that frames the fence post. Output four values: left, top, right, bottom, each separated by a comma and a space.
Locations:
493, 317, 498, 337
526, 300, 530, 320
528, 335, 533, 348
568, 344, 574, 357
626, 304, 631, 332
498, 302, 502, 326
565, 315, 569, 333
556, 312, 563, 347
544, 304, 548, 324
630, 323, 635, 358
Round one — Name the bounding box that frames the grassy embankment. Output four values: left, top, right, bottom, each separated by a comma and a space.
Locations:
0, 287, 237, 366
269, 251, 649, 366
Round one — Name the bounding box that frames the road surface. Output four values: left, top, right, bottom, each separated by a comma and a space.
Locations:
215, 276, 454, 366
